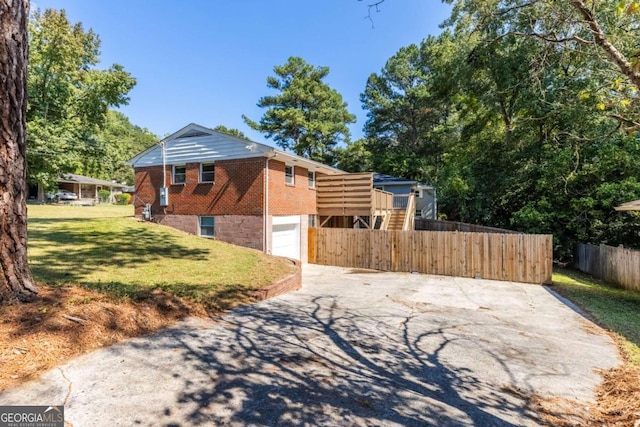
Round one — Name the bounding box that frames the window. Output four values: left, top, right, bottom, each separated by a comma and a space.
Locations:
308, 171, 315, 188
308, 214, 317, 228
173, 165, 186, 184
285, 165, 294, 185
200, 163, 215, 183
199, 216, 215, 237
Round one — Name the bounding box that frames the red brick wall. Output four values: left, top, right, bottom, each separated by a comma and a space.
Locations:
134, 156, 323, 258
267, 160, 319, 215
134, 157, 265, 216
135, 157, 322, 217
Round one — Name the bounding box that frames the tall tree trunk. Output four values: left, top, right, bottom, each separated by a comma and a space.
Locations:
0, 0, 37, 302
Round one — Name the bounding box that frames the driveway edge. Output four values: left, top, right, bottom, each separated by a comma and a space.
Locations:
252, 259, 301, 300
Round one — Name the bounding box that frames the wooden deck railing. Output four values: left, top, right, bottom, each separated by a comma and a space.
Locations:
403, 193, 416, 231
317, 173, 393, 219
372, 188, 393, 215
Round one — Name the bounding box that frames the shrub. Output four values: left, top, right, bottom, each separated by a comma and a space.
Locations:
98, 189, 111, 203
114, 193, 131, 205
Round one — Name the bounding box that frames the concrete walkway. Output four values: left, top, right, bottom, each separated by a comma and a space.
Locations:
0, 265, 619, 426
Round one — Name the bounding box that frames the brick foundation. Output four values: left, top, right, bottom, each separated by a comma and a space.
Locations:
153, 214, 264, 251
215, 215, 264, 251
157, 214, 198, 235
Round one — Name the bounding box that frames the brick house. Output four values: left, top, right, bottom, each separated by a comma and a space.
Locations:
128, 123, 343, 262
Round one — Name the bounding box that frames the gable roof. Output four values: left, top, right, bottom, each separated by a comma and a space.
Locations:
127, 123, 343, 175
58, 173, 128, 188
615, 199, 640, 211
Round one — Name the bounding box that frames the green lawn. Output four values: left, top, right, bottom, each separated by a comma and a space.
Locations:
552, 268, 640, 366
27, 204, 295, 310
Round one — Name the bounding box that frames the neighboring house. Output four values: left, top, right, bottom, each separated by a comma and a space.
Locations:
29, 173, 128, 203
128, 123, 343, 262
58, 173, 128, 202
373, 173, 437, 219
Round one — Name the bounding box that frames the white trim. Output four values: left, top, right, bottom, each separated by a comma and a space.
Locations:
285, 165, 295, 185
200, 163, 215, 183
272, 215, 301, 225
198, 216, 215, 238
264, 157, 271, 253
128, 123, 345, 176
172, 165, 186, 184
269, 150, 343, 175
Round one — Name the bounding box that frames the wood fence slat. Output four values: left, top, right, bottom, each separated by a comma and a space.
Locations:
309, 228, 553, 284
574, 242, 640, 290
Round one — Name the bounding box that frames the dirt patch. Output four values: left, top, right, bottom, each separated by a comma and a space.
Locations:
0, 285, 208, 392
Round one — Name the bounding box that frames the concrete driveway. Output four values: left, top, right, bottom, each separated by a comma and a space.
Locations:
0, 265, 619, 426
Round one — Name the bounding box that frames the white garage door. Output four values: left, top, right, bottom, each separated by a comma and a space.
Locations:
272, 222, 300, 260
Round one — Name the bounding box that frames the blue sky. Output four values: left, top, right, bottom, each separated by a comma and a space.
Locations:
32, 0, 452, 144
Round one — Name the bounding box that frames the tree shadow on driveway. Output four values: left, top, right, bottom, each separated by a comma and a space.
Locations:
118, 295, 550, 426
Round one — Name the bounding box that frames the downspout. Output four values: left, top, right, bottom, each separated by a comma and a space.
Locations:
160, 141, 167, 215
161, 141, 167, 189
264, 152, 277, 254
264, 157, 269, 253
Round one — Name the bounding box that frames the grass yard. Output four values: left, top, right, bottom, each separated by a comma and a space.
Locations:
552, 268, 640, 366
27, 204, 294, 309
0, 204, 295, 391
551, 268, 640, 426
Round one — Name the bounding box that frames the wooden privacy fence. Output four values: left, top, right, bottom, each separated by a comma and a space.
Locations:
414, 219, 519, 234
575, 243, 640, 291
308, 228, 553, 284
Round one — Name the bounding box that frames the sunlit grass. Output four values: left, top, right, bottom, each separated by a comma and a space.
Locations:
27, 204, 295, 309
552, 268, 640, 366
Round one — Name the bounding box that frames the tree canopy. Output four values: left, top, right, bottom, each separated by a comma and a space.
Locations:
359, 1, 640, 259
27, 9, 138, 188
243, 56, 356, 164
213, 125, 248, 140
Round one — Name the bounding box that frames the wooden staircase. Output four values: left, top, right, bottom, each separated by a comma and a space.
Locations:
387, 210, 406, 230
382, 193, 416, 231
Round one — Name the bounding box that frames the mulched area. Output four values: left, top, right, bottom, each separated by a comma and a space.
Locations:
0, 285, 206, 392
589, 352, 640, 426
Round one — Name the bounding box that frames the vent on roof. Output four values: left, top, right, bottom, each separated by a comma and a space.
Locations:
180, 130, 209, 138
